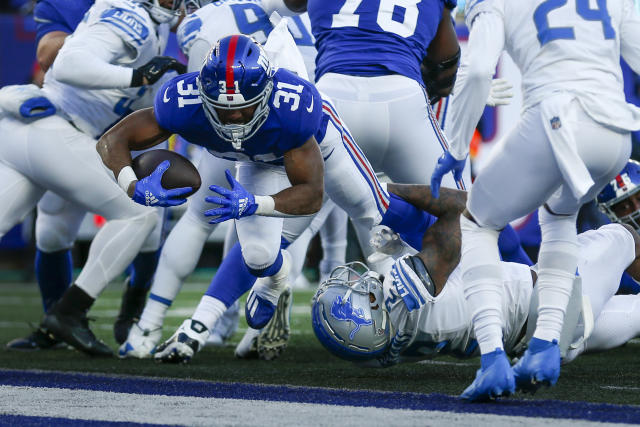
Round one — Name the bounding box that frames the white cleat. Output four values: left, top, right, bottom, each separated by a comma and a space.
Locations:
234, 326, 260, 359
118, 323, 162, 359
154, 319, 209, 364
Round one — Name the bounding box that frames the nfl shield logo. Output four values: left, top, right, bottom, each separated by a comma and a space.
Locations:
550, 116, 562, 130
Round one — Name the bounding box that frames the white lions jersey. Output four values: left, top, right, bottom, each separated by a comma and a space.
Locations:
42, 0, 170, 138
383, 262, 532, 363
465, 0, 640, 132
177, 0, 316, 77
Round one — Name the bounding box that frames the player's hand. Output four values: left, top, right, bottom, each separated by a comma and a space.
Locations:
204, 169, 258, 224
131, 56, 187, 87
132, 160, 192, 207
486, 78, 514, 107
430, 151, 466, 198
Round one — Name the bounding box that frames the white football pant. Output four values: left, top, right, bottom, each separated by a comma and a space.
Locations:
0, 115, 158, 298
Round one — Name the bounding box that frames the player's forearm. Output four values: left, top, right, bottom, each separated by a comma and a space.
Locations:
36, 31, 68, 72
445, 13, 504, 160
260, 183, 324, 216
387, 183, 466, 218
97, 109, 170, 194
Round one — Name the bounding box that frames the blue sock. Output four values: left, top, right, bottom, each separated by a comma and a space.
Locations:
205, 242, 258, 308
618, 272, 640, 295
35, 249, 72, 312
205, 239, 291, 308
128, 250, 160, 290
498, 225, 533, 266
381, 193, 436, 236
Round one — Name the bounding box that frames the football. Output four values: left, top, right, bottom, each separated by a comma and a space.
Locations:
131, 149, 201, 197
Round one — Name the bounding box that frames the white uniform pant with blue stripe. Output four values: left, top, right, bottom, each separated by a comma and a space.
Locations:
316, 73, 467, 187
235, 104, 389, 270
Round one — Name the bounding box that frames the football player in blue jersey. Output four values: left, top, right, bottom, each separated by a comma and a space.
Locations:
98, 34, 429, 362
300, 0, 465, 268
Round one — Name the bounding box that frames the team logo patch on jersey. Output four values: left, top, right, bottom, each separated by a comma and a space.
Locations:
550, 116, 562, 130
100, 8, 149, 46
330, 295, 372, 340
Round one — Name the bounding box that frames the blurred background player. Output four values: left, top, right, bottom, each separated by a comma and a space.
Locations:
432, 0, 640, 400
0, 0, 187, 356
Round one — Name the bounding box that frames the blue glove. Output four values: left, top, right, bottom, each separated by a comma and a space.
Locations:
430, 151, 466, 198
204, 169, 258, 224
132, 160, 192, 207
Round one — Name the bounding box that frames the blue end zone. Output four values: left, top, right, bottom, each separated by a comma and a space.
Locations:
1, 369, 639, 424
0, 414, 171, 426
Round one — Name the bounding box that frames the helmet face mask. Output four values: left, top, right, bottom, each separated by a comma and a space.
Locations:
198, 35, 274, 150
598, 160, 640, 232
136, 0, 183, 23
311, 262, 392, 362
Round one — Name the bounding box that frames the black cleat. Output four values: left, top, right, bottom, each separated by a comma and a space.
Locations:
6, 327, 64, 351
42, 308, 113, 358
114, 279, 149, 345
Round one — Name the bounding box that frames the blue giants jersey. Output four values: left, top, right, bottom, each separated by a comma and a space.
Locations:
33, 0, 95, 43
154, 69, 326, 165
308, 0, 456, 84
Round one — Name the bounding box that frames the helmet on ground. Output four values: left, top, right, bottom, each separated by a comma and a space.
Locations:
311, 262, 391, 361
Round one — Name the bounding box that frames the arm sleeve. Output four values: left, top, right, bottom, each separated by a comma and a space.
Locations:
620, 0, 640, 74
187, 38, 212, 73
445, 12, 505, 160
50, 24, 134, 89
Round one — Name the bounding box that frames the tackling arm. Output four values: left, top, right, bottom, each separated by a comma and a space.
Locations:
422, 6, 460, 103
387, 184, 467, 293
96, 107, 172, 197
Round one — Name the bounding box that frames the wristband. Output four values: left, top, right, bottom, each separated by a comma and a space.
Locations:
117, 166, 138, 193
254, 195, 276, 215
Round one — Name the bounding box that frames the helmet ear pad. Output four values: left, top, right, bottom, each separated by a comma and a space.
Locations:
198, 35, 274, 148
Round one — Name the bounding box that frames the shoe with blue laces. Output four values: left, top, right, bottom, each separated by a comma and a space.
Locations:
513, 337, 560, 393
460, 348, 515, 402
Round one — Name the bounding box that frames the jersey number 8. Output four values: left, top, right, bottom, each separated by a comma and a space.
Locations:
331, 0, 421, 38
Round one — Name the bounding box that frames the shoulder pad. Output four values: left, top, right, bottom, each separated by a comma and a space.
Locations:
99, 7, 150, 47
177, 13, 203, 56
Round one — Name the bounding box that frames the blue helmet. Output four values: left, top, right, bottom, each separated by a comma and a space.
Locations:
597, 160, 640, 231
198, 34, 273, 149
311, 262, 391, 362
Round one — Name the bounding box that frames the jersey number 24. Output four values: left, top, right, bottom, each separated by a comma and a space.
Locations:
534, 0, 615, 46
331, 0, 421, 38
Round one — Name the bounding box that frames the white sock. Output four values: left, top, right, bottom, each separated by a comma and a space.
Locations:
319, 206, 348, 265
252, 250, 291, 305
192, 295, 227, 331
138, 298, 169, 331
460, 215, 505, 354
76, 212, 157, 298
533, 207, 578, 343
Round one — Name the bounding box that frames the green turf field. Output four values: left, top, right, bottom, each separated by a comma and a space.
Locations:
1, 280, 639, 406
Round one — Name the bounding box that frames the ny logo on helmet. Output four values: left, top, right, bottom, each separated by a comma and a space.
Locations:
330, 295, 372, 340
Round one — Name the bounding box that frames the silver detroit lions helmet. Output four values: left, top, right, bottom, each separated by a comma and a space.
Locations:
311, 262, 392, 361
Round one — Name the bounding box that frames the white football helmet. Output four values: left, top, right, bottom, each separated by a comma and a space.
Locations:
311, 262, 392, 361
